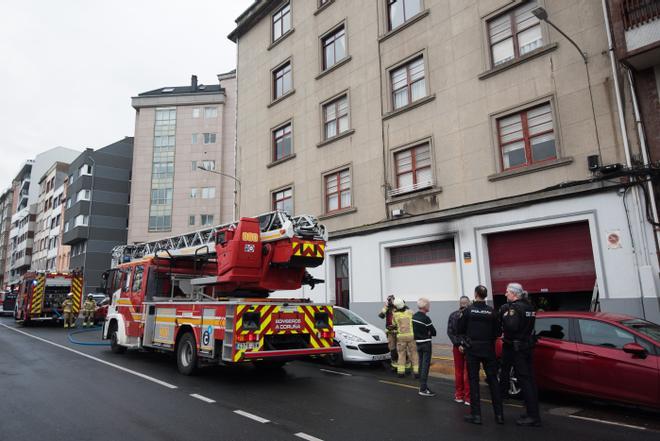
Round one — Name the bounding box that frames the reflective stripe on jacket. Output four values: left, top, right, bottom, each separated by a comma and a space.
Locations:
393, 309, 414, 338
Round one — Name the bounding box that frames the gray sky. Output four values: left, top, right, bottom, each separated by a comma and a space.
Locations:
0, 0, 252, 191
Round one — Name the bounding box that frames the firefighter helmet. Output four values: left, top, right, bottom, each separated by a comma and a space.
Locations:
393, 298, 405, 310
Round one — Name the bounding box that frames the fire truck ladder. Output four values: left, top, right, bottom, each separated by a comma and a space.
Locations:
111, 211, 327, 266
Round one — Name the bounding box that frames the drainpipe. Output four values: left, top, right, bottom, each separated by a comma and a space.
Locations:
602, 0, 650, 318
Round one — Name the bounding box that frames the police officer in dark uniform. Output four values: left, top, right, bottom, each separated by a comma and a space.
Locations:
458, 285, 504, 425
500, 282, 541, 427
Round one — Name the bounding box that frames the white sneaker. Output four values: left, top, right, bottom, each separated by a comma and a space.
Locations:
454, 398, 464, 403
465, 401, 471, 406
419, 389, 436, 397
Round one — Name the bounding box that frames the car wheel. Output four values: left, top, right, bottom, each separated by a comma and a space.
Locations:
176, 332, 198, 376
506, 366, 521, 397
109, 323, 126, 354
327, 350, 344, 367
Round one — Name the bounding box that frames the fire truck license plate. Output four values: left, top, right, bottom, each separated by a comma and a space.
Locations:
236, 342, 259, 350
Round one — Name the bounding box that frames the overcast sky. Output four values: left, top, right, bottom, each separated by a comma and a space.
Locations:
0, 0, 252, 191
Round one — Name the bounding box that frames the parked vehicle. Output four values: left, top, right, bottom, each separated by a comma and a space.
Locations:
1, 290, 17, 316
91, 294, 110, 325
14, 272, 84, 324
498, 311, 660, 409
327, 307, 390, 366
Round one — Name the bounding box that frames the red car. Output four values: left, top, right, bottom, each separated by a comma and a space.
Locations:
498, 311, 660, 409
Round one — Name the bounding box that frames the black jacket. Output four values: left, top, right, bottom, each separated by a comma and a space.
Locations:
447, 309, 463, 346
412, 311, 436, 343
457, 301, 500, 356
500, 299, 536, 342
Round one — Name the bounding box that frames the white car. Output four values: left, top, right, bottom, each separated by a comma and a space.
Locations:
327, 307, 390, 365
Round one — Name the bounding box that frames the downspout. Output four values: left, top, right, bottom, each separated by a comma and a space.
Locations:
602, 0, 648, 318
234, 37, 240, 220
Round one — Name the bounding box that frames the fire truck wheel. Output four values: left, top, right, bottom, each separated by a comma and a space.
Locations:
176, 332, 198, 376
109, 323, 126, 354
326, 351, 344, 367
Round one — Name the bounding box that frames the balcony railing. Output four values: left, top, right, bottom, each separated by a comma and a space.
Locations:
622, 0, 660, 30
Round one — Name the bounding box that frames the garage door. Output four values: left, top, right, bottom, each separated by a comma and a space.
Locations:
487, 221, 596, 295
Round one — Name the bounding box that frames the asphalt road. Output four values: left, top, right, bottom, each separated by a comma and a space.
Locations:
0, 316, 658, 441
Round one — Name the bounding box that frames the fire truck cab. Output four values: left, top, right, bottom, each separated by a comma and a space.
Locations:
103, 212, 340, 375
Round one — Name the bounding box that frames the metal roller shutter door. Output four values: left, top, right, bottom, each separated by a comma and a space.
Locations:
487, 221, 596, 295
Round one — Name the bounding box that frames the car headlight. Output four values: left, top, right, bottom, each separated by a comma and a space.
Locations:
336, 330, 366, 343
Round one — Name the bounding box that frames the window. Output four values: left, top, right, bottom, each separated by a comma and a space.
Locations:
394, 143, 432, 191
190, 188, 198, 199
131, 266, 144, 292
323, 95, 349, 139
204, 107, 218, 118
192, 133, 198, 144
64, 221, 69, 233
497, 102, 556, 170
201, 214, 214, 226
191, 160, 197, 171
74, 214, 88, 227
273, 61, 292, 100
390, 239, 455, 267
322, 25, 346, 70
325, 169, 351, 213
488, 1, 543, 66
203, 133, 216, 144
201, 187, 216, 199
148, 215, 171, 232
273, 123, 292, 161
77, 189, 91, 202
151, 188, 172, 205
535, 318, 570, 341
189, 215, 195, 226
272, 3, 291, 41
578, 320, 636, 350
202, 160, 216, 171
391, 56, 426, 109
78, 164, 92, 177
192, 108, 201, 118
273, 187, 293, 215
388, 0, 423, 30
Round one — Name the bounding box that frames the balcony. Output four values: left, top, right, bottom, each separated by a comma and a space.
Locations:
620, 0, 660, 69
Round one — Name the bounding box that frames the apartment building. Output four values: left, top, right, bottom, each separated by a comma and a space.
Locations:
230, 0, 660, 332
31, 162, 69, 272
128, 73, 236, 244
7, 147, 80, 286
0, 188, 13, 289
62, 138, 134, 294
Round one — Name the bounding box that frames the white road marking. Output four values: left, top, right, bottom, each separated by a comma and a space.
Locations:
233, 410, 271, 423
0, 324, 178, 389
319, 368, 352, 376
568, 415, 648, 431
294, 432, 324, 441
190, 393, 216, 403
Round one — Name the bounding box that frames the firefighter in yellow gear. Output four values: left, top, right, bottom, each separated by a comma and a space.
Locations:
62, 293, 76, 329
82, 294, 96, 328
392, 298, 419, 378
379, 295, 399, 370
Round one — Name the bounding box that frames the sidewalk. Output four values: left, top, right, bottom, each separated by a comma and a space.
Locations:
430, 343, 455, 379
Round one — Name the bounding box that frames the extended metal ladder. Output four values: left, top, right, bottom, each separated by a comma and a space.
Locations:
111, 211, 326, 267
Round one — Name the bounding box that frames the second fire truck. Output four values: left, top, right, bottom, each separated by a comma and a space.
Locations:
14, 271, 84, 324
102, 211, 341, 374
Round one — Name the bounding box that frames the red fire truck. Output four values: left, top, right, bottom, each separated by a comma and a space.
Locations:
14, 271, 84, 324
102, 211, 341, 375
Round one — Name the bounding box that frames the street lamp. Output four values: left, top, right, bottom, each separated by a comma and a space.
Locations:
197, 166, 241, 220
531, 6, 602, 160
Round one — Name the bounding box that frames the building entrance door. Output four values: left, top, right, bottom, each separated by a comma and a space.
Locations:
334, 254, 350, 309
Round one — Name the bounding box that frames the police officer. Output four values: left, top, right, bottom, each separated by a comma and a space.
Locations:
392, 298, 419, 378
378, 295, 399, 370
82, 294, 96, 328
500, 282, 541, 427
62, 293, 75, 329
457, 285, 503, 425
